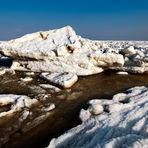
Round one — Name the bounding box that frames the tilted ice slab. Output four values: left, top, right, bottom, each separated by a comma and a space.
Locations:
40, 72, 78, 88
0, 26, 79, 60
40, 84, 61, 93
48, 86, 148, 148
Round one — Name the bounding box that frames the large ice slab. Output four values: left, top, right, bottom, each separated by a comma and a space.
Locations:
0, 26, 147, 75
40, 72, 78, 88
0, 26, 79, 60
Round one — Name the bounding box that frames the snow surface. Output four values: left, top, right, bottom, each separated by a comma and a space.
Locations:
0, 26, 148, 76
48, 86, 148, 148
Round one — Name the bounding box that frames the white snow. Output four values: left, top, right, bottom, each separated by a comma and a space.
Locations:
0, 26, 148, 76
48, 86, 148, 148
0, 26, 148, 147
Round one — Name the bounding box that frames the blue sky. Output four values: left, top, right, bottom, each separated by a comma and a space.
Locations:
0, 0, 148, 40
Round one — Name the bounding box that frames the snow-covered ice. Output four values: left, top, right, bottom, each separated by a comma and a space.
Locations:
48, 86, 148, 148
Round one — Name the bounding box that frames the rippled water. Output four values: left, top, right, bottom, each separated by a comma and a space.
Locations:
1, 70, 148, 148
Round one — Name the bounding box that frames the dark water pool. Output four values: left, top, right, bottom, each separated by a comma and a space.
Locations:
1, 70, 148, 148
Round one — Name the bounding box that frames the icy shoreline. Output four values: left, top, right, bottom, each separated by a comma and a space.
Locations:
0, 26, 148, 147
48, 86, 148, 148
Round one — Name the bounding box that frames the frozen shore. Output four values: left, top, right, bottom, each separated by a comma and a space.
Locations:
0, 26, 148, 147
48, 86, 148, 148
